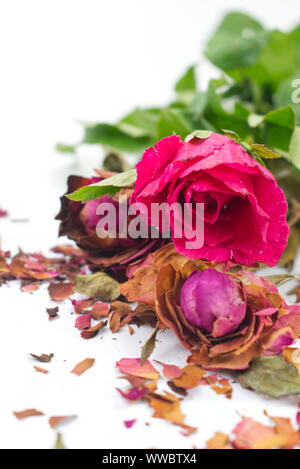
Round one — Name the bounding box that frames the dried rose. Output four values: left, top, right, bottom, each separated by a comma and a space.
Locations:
130, 133, 289, 266
56, 172, 165, 278
122, 244, 300, 370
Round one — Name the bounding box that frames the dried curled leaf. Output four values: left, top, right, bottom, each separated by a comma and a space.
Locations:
30, 353, 54, 363
140, 323, 160, 365
238, 356, 300, 398
264, 273, 300, 287
54, 433, 66, 449
74, 272, 120, 301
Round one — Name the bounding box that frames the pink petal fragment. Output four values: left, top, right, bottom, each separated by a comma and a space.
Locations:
116, 387, 148, 401
124, 419, 136, 428
154, 360, 183, 379
75, 314, 92, 330
116, 358, 160, 380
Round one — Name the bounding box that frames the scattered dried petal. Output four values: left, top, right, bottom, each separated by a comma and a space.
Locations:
13, 409, 44, 419
124, 419, 136, 428
33, 366, 49, 374
75, 314, 91, 330
208, 376, 233, 399
116, 386, 149, 401
147, 391, 196, 435
21, 281, 40, 292
109, 301, 134, 333
116, 358, 160, 380
233, 416, 300, 449
46, 306, 59, 320
70, 298, 93, 314
206, 432, 232, 449
154, 361, 183, 379
90, 301, 110, 319
48, 282, 74, 301
80, 320, 107, 339
172, 365, 205, 389
49, 415, 77, 429
282, 347, 300, 375
71, 358, 95, 376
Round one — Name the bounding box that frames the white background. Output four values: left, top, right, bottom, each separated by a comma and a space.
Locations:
0, 0, 300, 449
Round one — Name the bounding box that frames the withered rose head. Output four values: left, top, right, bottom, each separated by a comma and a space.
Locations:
121, 244, 300, 370
155, 257, 300, 370
56, 171, 165, 278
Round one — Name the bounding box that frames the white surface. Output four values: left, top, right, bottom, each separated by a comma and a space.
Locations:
0, 0, 300, 449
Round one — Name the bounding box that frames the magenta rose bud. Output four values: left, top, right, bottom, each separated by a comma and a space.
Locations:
180, 268, 247, 338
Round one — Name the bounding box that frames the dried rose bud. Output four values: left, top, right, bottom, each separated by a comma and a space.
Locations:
180, 269, 246, 338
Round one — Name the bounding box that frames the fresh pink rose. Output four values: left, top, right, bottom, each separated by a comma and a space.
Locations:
130, 133, 289, 266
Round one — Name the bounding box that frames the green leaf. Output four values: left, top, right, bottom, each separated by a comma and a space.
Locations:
83, 123, 152, 153
175, 66, 197, 105
257, 106, 296, 152
157, 109, 193, 139
221, 129, 242, 142
75, 272, 120, 301
275, 71, 300, 121
289, 126, 300, 169
55, 143, 76, 154
175, 65, 196, 93
205, 12, 268, 72
238, 356, 300, 398
250, 144, 281, 159
140, 323, 160, 366
290, 24, 300, 65
185, 130, 212, 142
205, 13, 298, 92
203, 81, 251, 137
247, 30, 298, 89
66, 169, 137, 202
118, 108, 159, 138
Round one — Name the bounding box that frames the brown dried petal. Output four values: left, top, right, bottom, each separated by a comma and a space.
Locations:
48, 282, 74, 301
71, 358, 95, 376
13, 409, 44, 419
